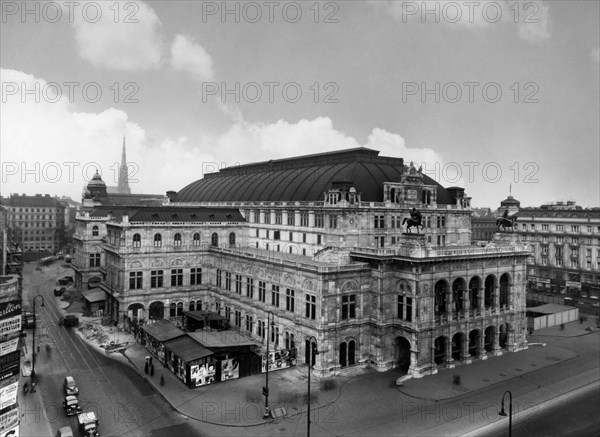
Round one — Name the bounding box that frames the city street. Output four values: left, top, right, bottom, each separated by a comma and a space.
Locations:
20, 262, 202, 437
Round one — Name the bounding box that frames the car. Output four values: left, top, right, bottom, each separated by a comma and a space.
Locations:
54, 287, 67, 296
56, 426, 74, 437
63, 376, 79, 396
63, 395, 82, 416
60, 315, 79, 328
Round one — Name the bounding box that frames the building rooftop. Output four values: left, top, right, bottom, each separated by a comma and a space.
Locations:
175, 147, 454, 204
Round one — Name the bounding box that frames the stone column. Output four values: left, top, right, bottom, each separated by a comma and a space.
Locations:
444, 338, 455, 368
463, 292, 470, 318
478, 332, 487, 360
493, 285, 500, 311
478, 288, 485, 315
492, 328, 502, 356
446, 289, 453, 320
461, 335, 472, 364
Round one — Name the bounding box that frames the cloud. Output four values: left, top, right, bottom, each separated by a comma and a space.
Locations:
516, 1, 551, 43
70, 1, 164, 70
170, 34, 215, 81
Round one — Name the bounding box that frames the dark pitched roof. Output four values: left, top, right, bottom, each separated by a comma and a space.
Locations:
175, 148, 454, 204
104, 193, 165, 206
142, 320, 186, 342
164, 335, 213, 362
2, 194, 64, 208
127, 207, 245, 222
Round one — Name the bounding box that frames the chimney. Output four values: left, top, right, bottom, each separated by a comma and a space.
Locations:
166, 191, 177, 202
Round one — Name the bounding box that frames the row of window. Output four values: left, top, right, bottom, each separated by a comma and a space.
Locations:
539, 257, 600, 269
129, 232, 235, 248
129, 268, 203, 289
11, 222, 54, 227
253, 210, 335, 228
521, 224, 600, 233
255, 229, 323, 244
375, 215, 446, 229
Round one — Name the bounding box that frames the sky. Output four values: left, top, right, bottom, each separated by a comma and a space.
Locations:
1, 0, 598, 208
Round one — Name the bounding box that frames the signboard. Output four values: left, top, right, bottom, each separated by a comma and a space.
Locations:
0, 381, 18, 410
0, 339, 19, 358
565, 281, 581, 289
0, 317, 21, 338
220, 358, 239, 382
0, 423, 19, 437
0, 407, 19, 433
190, 363, 216, 387
0, 302, 21, 320
0, 352, 19, 375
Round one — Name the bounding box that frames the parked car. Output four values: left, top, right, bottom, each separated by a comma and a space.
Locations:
56, 426, 74, 437
54, 287, 67, 296
60, 315, 79, 328
63, 395, 82, 416
63, 376, 79, 396
78, 412, 99, 437
58, 277, 72, 285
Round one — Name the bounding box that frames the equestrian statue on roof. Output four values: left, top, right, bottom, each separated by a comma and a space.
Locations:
403, 208, 424, 234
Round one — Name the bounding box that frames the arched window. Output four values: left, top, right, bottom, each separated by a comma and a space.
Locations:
174, 233, 182, 247
154, 234, 162, 247
169, 303, 176, 318
193, 233, 201, 246
229, 232, 236, 246
92, 226, 99, 237
435, 281, 447, 314
132, 233, 141, 248
211, 233, 219, 247
177, 302, 183, 316
189, 301, 195, 311
499, 274, 510, 308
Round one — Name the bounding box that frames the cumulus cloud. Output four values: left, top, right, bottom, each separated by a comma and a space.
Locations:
170, 34, 214, 81
70, 1, 164, 70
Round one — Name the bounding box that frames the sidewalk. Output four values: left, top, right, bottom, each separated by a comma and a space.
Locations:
70, 316, 600, 431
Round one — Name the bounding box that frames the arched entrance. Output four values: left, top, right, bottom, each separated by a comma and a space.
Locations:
499, 274, 510, 308
394, 336, 411, 373
469, 277, 480, 310
434, 336, 446, 365
435, 281, 447, 314
452, 333, 464, 361
484, 276, 496, 308
484, 326, 495, 352
499, 323, 510, 349
453, 279, 465, 313
149, 301, 164, 320
469, 330, 480, 357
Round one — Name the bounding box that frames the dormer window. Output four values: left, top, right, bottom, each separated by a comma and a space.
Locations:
133, 233, 141, 248
154, 233, 162, 247
174, 233, 182, 247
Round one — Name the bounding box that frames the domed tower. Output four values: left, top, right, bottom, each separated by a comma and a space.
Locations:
86, 170, 108, 200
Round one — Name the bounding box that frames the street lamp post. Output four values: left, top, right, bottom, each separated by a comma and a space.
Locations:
307, 335, 318, 437
499, 390, 513, 437
263, 311, 273, 419
31, 294, 45, 391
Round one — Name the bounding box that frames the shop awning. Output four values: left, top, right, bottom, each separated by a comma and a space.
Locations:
526, 303, 574, 314
164, 335, 214, 362
142, 320, 186, 342
82, 288, 106, 303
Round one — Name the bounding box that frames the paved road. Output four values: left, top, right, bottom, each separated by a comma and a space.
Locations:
22, 262, 203, 437
482, 384, 600, 437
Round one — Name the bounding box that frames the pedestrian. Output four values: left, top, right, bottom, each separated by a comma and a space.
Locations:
160, 375, 165, 386
144, 361, 149, 374
150, 363, 155, 377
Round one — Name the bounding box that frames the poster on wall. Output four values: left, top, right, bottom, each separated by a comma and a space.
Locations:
261, 348, 297, 373
0, 423, 19, 437
0, 339, 19, 357
0, 407, 19, 433
220, 358, 239, 381
0, 381, 18, 410
190, 363, 216, 387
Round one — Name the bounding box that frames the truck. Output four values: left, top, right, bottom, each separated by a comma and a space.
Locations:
77, 412, 99, 437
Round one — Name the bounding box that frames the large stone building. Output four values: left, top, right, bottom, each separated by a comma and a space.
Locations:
508, 199, 600, 299
77, 148, 530, 377
0, 194, 66, 255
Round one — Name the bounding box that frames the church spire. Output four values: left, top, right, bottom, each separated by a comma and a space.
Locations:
117, 136, 131, 194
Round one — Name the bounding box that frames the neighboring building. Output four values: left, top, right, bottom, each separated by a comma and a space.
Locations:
0, 206, 7, 273
471, 208, 497, 243
509, 200, 600, 299
90, 147, 529, 379
0, 194, 66, 255
58, 196, 80, 252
